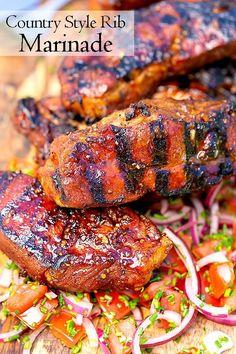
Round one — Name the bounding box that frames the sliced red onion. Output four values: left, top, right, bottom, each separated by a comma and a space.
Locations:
0, 327, 26, 342
0, 292, 10, 303
0, 268, 12, 288
132, 309, 194, 353
61, 292, 93, 316
19, 304, 45, 329
176, 220, 195, 233
210, 202, 219, 234
132, 307, 143, 325
190, 209, 199, 245
205, 181, 223, 208
83, 318, 98, 348
196, 252, 228, 270
163, 228, 198, 293
90, 305, 102, 319
191, 197, 205, 236
204, 313, 236, 326
97, 328, 111, 354
74, 313, 83, 326
185, 277, 228, 317
22, 325, 46, 354
147, 206, 190, 225
219, 213, 236, 226
229, 250, 236, 261
12, 271, 20, 285
163, 228, 228, 318
160, 199, 169, 215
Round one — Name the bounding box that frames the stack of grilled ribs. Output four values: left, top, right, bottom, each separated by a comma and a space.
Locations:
1, 0, 236, 293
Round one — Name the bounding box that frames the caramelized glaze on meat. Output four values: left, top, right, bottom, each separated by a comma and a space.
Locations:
38, 98, 236, 209
0, 172, 171, 292
12, 97, 84, 164
59, 0, 236, 122
95, 0, 155, 10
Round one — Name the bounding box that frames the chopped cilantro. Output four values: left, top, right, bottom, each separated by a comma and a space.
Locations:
66, 319, 78, 338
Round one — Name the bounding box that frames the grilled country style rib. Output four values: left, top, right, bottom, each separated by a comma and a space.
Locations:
0, 172, 171, 292
38, 98, 236, 209
94, 0, 155, 10
59, 0, 236, 122
12, 97, 84, 165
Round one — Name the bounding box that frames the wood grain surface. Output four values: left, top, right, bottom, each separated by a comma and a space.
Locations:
0, 16, 236, 354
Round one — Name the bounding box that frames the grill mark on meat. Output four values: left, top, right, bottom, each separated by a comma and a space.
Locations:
70, 142, 107, 205
149, 119, 167, 166
85, 166, 106, 205
184, 122, 197, 162
155, 169, 170, 194
52, 169, 68, 203
110, 124, 140, 193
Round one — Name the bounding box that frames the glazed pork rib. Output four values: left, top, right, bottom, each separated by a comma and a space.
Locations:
0, 172, 171, 292
59, 0, 236, 122
12, 97, 84, 165
38, 98, 236, 209
94, 0, 155, 9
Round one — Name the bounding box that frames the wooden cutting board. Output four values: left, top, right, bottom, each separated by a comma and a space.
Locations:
0, 54, 235, 354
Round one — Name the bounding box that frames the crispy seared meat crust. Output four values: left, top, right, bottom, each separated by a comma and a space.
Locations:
0, 172, 171, 292
12, 97, 84, 165
38, 98, 236, 209
96, 0, 155, 10
59, 0, 236, 122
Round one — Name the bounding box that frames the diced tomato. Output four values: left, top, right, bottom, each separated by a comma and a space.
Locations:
209, 262, 235, 299
19, 298, 58, 329
140, 275, 175, 301
50, 310, 85, 348
199, 269, 220, 307
220, 282, 236, 312
192, 240, 220, 259
95, 291, 131, 320
178, 233, 192, 249
160, 289, 183, 313
6, 284, 48, 314
162, 248, 187, 273
226, 195, 236, 215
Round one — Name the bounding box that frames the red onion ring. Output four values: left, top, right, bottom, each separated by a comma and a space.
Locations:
191, 197, 205, 236
219, 213, 236, 226
147, 206, 190, 225
210, 202, 219, 234
196, 252, 228, 270
190, 209, 199, 245
83, 318, 99, 348
205, 181, 223, 208
0, 326, 26, 342
61, 292, 93, 316
97, 328, 111, 354
132, 309, 195, 353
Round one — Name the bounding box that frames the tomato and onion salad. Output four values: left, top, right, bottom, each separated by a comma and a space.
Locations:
0, 179, 236, 353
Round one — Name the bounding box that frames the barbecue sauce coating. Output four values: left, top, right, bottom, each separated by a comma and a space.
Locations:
0, 172, 171, 292
38, 98, 236, 209
12, 97, 83, 165
59, 0, 236, 122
